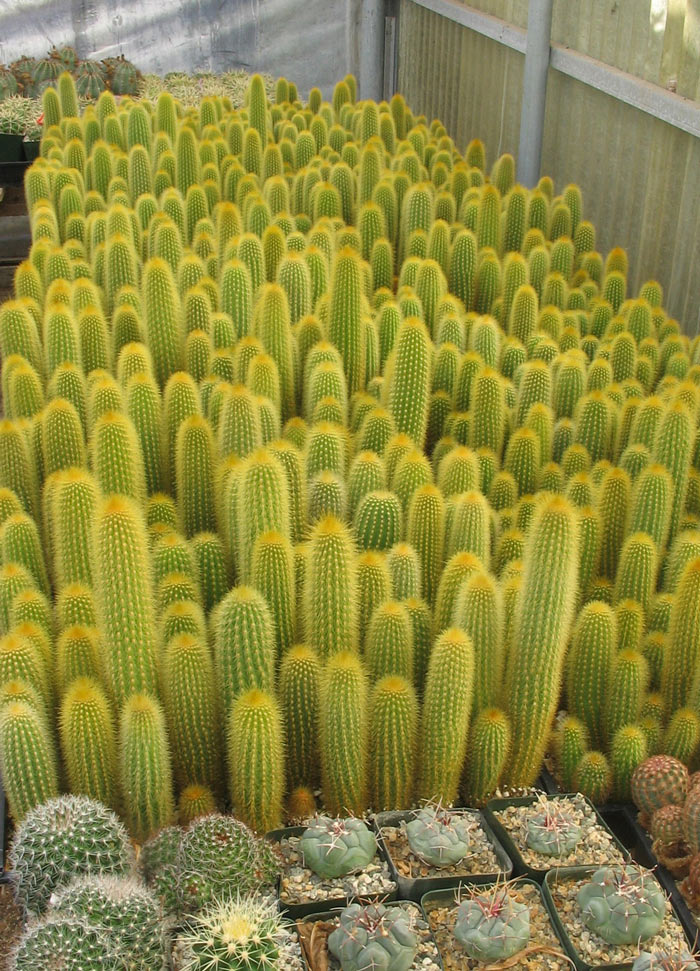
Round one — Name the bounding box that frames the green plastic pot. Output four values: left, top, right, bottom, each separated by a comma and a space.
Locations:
484, 793, 630, 883
265, 824, 398, 919
421, 876, 564, 970
373, 808, 513, 902
296, 899, 441, 970
542, 865, 693, 971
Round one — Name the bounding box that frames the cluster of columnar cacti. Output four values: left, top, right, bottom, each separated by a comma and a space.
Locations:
0, 63, 699, 845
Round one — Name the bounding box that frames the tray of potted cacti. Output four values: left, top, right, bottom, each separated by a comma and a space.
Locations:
372, 801, 512, 902
484, 792, 630, 882
266, 815, 398, 918
543, 863, 696, 970
296, 898, 443, 970
421, 875, 572, 970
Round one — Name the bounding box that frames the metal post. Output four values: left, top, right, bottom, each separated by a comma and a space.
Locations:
359, 0, 387, 101
517, 0, 554, 187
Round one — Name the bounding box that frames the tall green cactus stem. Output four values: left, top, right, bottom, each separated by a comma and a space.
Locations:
613, 533, 658, 612
90, 410, 146, 504
470, 368, 505, 458
1, 513, 49, 596
119, 693, 174, 842
407, 484, 445, 607
42, 399, 86, 476
279, 644, 321, 791
213, 586, 275, 720
504, 496, 579, 786
356, 551, 392, 651
387, 542, 421, 600
663, 558, 700, 713
251, 530, 295, 657
142, 257, 183, 389
304, 515, 358, 660
56, 626, 102, 697
58, 678, 118, 810
328, 247, 366, 396
453, 570, 503, 715
320, 650, 368, 816
253, 284, 296, 421
125, 374, 164, 495
162, 633, 221, 793
386, 317, 432, 448
93, 495, 158, 708
565, 601, 616, 748
190, 532, 228, 614
175, 415, 216, 537
236, 447, 290, 580
598, 468, 631, 580
0, 701, 59, 822
369, 675, 418, 811
366, 601, 414, 683
616, 599, 645, 654
661, 708, 700, 764
228, 688, 283, 833
654, 402, 693, 542
574, 751, 613, 805
664, 531, 700, 593
629, 464, 672, 551
354, 490, 402, 551
611, 725, 648, 801
418, 628, 474, 805
463, 708, 511, 807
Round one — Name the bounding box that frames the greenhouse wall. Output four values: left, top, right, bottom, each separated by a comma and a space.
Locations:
0, 0, 360, 99
397, 0, 700, 334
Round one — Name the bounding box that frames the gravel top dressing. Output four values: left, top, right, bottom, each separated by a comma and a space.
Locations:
381, 810, 506, 879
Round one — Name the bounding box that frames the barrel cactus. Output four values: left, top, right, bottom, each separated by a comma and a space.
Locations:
576, 865, 667, 945
454, 883, 530, 961
524, 798, 582, 857
11, 914, 124, 971
405, 804, 473, 867
631, 755, 689, 822
328, 902, 418, 971
632, 952, 698, 970
300, 815, 377, 879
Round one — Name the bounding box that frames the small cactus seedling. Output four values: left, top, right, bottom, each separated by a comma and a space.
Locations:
454, 881, 530, 961
177, 893, 289, 970
632, 952, 698, 971
576, 865, 667, 945
524, 796, 582, 857
405, 803, 473, 868
300, 815, 377, 879
328, 902, 418, 971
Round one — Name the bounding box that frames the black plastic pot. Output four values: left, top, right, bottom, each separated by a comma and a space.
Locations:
623, 807, 699, 951
265, 825, 398, 919
296, 899, 441, 970
0, 134, 24, 163
539, 766, 561, 795
543, 864, 696, 970
22, 140, 40, 161
373, 809, 512, 903
484, 793, 629, 883
421, 876, 565, 969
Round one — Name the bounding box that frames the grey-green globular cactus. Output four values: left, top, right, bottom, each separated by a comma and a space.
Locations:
405, 804, 473, 868
454, 884, 530, 961
300, 815, 377, 879
524, 798, 582, 857
576, 865, 667, 945
328, 902, 418, 971
632, 952, 699, 971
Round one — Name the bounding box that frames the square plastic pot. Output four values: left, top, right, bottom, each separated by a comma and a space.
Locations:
22, 140, 40, 161
0, 134, 23, 163
265, 824, 398, 919
484, 793, 629, 883
373, 808, 512, 902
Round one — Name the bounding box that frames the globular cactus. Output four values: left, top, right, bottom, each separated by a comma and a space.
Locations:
328, 901, 417, 971
11, 915, 123, 971
576, 865, 666, 945
632, 953, 698, 971
48, 875, 166, 971
631, 755, 689, 818
525, 798, 582, 856
418, 628, 474, 805
300, 815, 377, 878
119, 693, 174, 842
368, 675, 417, 811
504, 496, 579, 786
406, 804, 473, 867
9, 793, 133, 916
454, 884, 530, 962
177, 784, 217, 825
320, 650, 369, 816
177, 895, 289, 971
228, 688, 284, 834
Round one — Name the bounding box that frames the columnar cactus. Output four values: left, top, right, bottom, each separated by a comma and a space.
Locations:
228, 688, 284, 833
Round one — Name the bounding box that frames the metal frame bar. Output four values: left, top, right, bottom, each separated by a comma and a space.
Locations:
517, 0, 554, 186
404, 0, 700, 139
